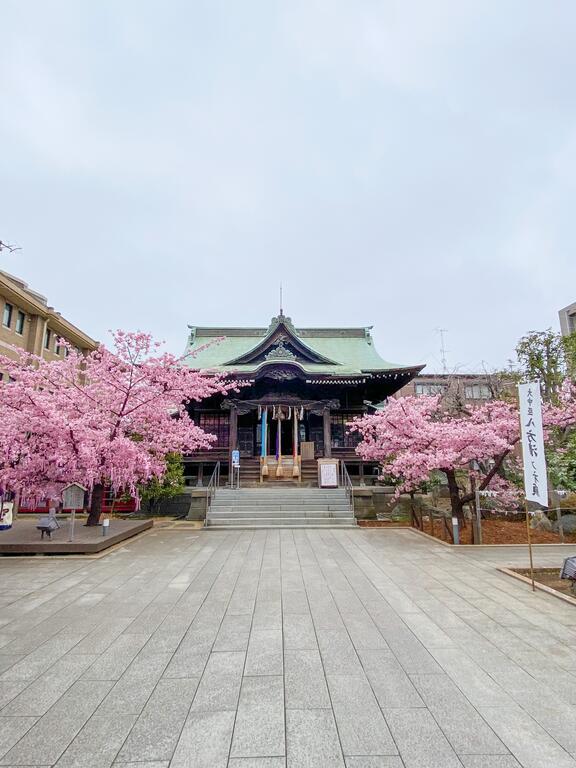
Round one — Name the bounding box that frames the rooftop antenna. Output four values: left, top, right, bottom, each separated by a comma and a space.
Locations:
435, 328, 449, 373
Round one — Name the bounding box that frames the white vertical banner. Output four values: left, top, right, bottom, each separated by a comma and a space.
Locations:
518, 381, 548, 505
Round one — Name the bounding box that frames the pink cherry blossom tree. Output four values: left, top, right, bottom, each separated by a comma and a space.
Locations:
0, 331, 231, 525
352, 395, 525, 521
547, 380, 576, 428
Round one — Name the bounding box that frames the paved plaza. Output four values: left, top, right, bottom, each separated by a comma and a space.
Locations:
1, 529, 576, 767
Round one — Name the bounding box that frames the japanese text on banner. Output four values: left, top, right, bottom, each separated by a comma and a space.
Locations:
518, 381, 548, 504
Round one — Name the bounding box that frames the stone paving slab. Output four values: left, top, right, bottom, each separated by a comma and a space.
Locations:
284, 648, 331, 709
1, 528, 576, 766
115, 678, 199, 763
230, 675, 285, 758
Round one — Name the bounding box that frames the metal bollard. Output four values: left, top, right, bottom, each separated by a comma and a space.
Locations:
557, 506, 564, 543
68, 509, 76, 543
452, 516, 460, 545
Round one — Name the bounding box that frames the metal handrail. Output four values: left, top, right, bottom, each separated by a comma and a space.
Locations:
230, 464, 240, 490
340, 461, 355, 520
204, 461, 220, 527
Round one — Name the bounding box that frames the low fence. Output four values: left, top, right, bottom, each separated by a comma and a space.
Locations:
410, 504, 455, 543
410, 500, 576, 545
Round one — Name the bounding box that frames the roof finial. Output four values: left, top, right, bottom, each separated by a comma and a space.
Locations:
279, 282, 283, 316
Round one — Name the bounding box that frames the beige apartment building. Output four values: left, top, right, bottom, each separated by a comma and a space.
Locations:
559, 302, 576, 337
394, 372, 510, 404
0, 270, 97, 368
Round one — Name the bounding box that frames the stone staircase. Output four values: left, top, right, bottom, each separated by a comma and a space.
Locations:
206, 487, 356, 528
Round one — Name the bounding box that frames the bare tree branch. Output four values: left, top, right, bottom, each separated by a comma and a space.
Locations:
0, 240, 22, 253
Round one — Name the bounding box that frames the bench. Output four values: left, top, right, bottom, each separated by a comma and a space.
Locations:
36, 516, 60, 539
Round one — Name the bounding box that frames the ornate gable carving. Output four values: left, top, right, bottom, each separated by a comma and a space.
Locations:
224, 315, 339, 367
267, 313, 296, 335
265, 341, 296, 361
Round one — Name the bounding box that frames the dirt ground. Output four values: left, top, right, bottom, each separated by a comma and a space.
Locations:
357, 519, 411, 528
514, 568, 576, 597
419, 517, 576, 545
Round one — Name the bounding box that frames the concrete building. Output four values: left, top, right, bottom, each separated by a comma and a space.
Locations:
559, 301, 576, 336
0, 270, 97, 368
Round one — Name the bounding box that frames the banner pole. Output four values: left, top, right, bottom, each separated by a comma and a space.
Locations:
525, 501, 535, 591
475, 486, 482, 545
518, 381, 546, 596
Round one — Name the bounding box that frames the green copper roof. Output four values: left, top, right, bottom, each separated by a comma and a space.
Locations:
183, 315, 421, 378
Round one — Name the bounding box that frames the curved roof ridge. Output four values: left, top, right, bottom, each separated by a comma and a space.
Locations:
224, 317, 340, 366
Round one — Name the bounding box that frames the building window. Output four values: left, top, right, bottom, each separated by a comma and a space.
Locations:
55, 341, 62, 356
44, 328, 52, 350
15, 311, 25, 335
415, 383, 447, 396
331, 412, 361, 449
3, 303, 13, 328
465, 384, 492, 400
198, 412, 230, 448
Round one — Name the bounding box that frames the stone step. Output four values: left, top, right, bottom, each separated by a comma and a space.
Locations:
212, 502, 349, 509
215, 489, 347, 496
206, 526, 357, 529
209, 509, 353, 518
213, 491, 348, 504
217, 489, 346, 494
217, 486, 345, 491
212, 504, 350, 510
206, 518, 355, 527
210, 501, 349, 512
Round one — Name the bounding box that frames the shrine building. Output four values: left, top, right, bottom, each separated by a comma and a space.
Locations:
182, 312, 423, 486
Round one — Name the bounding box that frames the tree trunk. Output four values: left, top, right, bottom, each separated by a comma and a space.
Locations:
86, 483, 104, 526
445, 469, 465, 523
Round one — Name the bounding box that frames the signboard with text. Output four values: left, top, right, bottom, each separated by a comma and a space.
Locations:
518, 381, 548, 505
318, 460, 339, 488
62, 483, 87, 510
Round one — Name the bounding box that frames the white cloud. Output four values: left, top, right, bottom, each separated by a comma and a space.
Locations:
277, 0, 485, 89
499, 127, 576, 295
1, 0, 575, 368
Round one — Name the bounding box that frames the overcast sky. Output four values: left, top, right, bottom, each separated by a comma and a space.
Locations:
1, 1, 575, 373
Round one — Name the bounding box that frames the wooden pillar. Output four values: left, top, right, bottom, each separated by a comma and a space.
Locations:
323, 408, 332, 458
229, 405, 238, 467
359, 460, 365, 486
196, 463, 204, 488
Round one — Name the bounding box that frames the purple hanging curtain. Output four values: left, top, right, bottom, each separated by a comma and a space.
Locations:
275, 418, 280, 460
